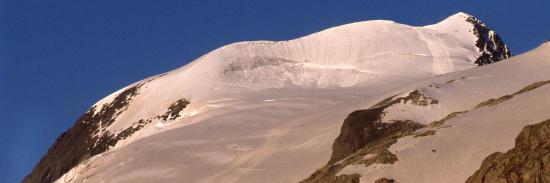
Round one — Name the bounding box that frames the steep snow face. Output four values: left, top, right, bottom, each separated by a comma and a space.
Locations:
25, 13, 512, 183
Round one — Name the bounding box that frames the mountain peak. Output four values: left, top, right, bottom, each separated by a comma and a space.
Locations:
434, 12, 473, 25
463, 14, 512, 65
431, 12, 512, 65
451, 11, 472, 18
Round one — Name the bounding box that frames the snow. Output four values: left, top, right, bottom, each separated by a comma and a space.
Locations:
52, 12, 525, 183
337, 39, 550, 183
56, 88, 392, 183
95, 12, 484, 135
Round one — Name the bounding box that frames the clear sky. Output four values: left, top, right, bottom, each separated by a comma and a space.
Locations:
1, 0, 549, 182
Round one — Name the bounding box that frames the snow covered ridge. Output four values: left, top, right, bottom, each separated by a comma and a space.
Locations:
24, 12, 512, 183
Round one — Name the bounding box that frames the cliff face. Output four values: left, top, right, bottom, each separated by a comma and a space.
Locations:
465, 16, 512, 65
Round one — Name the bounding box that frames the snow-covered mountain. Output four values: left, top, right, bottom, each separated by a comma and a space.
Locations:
24, 12, 515, 183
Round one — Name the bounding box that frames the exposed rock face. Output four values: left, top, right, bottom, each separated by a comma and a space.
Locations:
465, 16, 511, 65
329, 110, 423, 164
24, 83, 189, 183
476, 80, 550, 109
157, 99, 190, 121
300, 93, 426, 183
466, 119, 550, 183
329, 91, 433, 164
375, 178, 397, 183
23, 84, 143, 183
300, 115, 421, 183
400, 90, 439, 106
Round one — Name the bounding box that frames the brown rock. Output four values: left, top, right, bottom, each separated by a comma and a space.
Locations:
466, 119, 550, 183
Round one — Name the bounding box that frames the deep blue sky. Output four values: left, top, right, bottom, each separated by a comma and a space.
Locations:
1, 0, 549, 182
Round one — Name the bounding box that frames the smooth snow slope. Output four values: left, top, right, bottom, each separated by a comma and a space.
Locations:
27, 12, 510, 183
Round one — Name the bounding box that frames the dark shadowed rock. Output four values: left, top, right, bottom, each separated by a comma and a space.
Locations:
24, 92, 190, 183
465, 16, 511, 66
401, 90, 438, 106
157, 99, 190, 121
23, 84, 143, 183
303, 173, 362, 183
329, 110, 423, 164
300, 94, 425, 183
24, 91, 192, 183
375, 178, 397, 183
329, 91, 433, 164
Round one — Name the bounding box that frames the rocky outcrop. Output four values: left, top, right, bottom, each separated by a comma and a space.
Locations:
465, 16, 511, 65
24, 87, 190, 183
23, 84, 144, 183
329, 112, 423, 165
375, 178, 397, 183
157, 99, 190, 121
466, 119, 550, 183
300, 93, 426, 183
300, 115, 421, 183
476, 80, 550, 109
329, 91, 433, 164
400, 90, 438, 106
